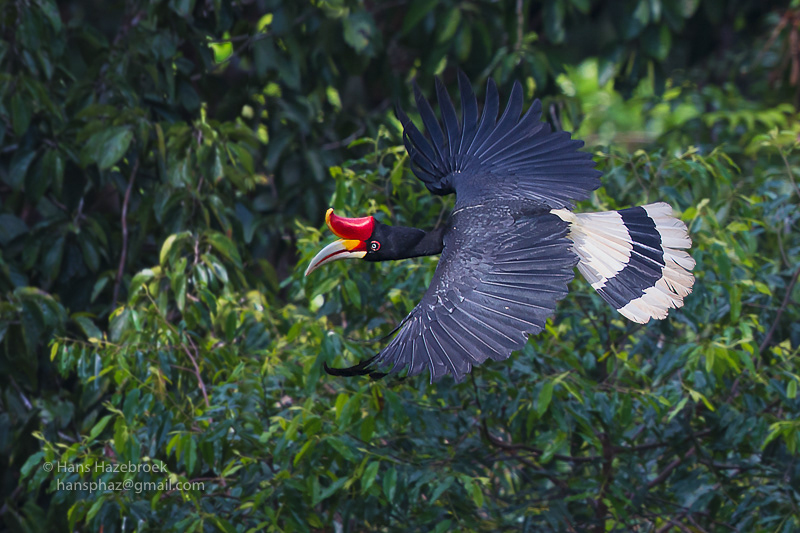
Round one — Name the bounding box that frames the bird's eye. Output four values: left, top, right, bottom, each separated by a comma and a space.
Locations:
370, 241, 381, 251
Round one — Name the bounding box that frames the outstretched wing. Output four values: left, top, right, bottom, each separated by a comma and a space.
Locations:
333, 209, 577, 382
396, 71, 602, 210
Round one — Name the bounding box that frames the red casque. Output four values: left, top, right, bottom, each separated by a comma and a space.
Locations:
325, 208, 375, 241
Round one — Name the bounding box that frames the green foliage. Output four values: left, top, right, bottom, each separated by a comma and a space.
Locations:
20, 126, 800, 532
2, 0, 800, 531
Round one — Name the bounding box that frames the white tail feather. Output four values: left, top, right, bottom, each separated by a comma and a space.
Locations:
553, 203, 695, 323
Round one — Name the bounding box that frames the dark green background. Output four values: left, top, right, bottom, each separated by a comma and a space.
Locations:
1, 0, 799, 531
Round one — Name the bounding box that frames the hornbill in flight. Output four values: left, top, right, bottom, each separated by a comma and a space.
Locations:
305, 72, 695, 382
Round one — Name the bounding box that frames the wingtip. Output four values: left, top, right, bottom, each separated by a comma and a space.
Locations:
456, 70, 475, 103
394, 102, 409, 123
485, 78, 499, 116
434, 76, 449, 106
412, 79, 425, 102
323, 354, 381, 378
530, 98, 542, 115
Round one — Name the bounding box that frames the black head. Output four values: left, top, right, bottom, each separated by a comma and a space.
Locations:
305, 209, 446, 275
362, 221, 427, 262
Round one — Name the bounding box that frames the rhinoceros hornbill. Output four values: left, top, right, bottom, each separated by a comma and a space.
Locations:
305, 72, 695, 383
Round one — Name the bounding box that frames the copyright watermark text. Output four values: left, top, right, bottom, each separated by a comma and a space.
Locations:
44, 461, 167, 474
54, 478, 204, 494
42, 461, 204, 494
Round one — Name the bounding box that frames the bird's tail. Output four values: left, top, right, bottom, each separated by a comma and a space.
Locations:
552, 203, 696, 323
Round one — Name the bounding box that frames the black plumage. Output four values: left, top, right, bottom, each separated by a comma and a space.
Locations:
307, 73, 696, 382
396, 71, 602, 209
365, 203, 576, 382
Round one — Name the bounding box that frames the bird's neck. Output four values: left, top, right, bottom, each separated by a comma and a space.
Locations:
402, 225, 447, 258
371, 225, 447, 261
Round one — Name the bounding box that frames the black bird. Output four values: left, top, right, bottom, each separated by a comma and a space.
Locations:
306, 72, 695, 382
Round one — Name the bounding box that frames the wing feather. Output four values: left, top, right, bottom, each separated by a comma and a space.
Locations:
398, 73, 601, 208
473, 81, 524, 157
466, 78, 499, 155
436, 78, 461, 160
414, 82, 447, 168
458, 71, 479, 154
355, 210, 576, 382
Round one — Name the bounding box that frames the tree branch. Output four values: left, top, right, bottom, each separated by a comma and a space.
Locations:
759, 265, 800, 354
184, 333, 211, 408
473, 375, 601, 464
647, 446, 695, 490
113, 157, 139, 307
592, 432, 614, 533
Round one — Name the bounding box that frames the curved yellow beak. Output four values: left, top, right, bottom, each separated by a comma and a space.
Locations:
305, 239, 367, 276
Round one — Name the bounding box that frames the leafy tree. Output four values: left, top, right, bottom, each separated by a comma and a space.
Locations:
1, 0, 799, 531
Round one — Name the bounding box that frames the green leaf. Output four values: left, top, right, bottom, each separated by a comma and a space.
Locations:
429, 476, 453, 504
73, 315, 103, 342
184, 435, 197, 474
468, 478, 484, 508
432, 520, 453, 533
204, 231, 242, 268
129, 269, 156, 295
570, 0, 591, 13
382, 467, 397, 502
436, 8, 461, 44
34, 0, 62, 32
402, 0, 437, 35
108, 309, 130, 342
78, 238, 99, 272
343, 279, 361, 309
667, 397, 688, 423
313, 477, 348, 505
20, 451, 45, 479
19, 299, 44, 356
537, 381, 554, 416
210, 518, 237, 533
642, 24, 672, 61
41, 148, 64, 196
43, 236, 65, 281
0, 214, 28, 245
334, 393, 348, 420
11, 93, 32, 137
294, 440, 315, 467
160, 232, 191, 266
327, 437, 356, 461
85, 498, 106, 525
7, 150, 36, 189
18, 8, 43, 51
543, 0, 565, 44
687, 387, 715, 412
202, 253, 229, 283
209, 37, 233, 64
633, 0, 651, 25
84, 126, 134, 170
88, 414, 113, 441
326, 86, 342, 111
343, 12, 377, 55
228, 142, 254, 175
361, 461, 380, 493
360, 415, 375, 441
679, 0, 700, 17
